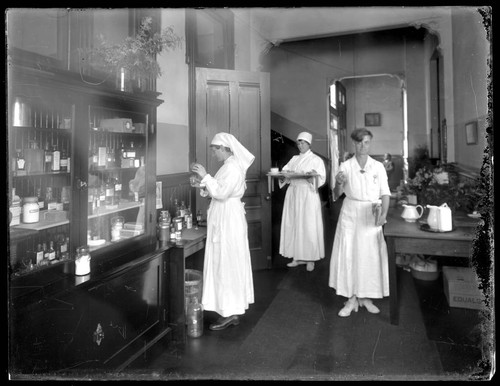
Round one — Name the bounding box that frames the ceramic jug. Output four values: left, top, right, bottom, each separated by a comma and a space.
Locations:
426, 205, 440, 230
401, 204, 424, 222
438, 203, 453, 231
426, 204, 453, 231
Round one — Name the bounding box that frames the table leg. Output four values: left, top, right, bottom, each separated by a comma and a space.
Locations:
386, 237, 399, 325
267, 175, 272, 194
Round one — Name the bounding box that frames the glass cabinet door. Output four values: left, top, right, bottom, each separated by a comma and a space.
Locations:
9, 91, 74, 276
86, 105, 149, 252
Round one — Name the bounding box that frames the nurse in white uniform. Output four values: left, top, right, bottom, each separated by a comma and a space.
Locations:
279, 131, 326, 272
191, 132, 255, 331
328, 128, 391, 317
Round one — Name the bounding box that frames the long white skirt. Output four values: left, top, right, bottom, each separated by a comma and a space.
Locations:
202, 198, 254, 317
328, 197, 389, 299
279, 181, 324, 261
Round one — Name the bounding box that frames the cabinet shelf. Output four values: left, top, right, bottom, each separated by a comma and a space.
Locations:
88, 200, 144, 219
13, 171, 71, 178
11, 125, 72, 133
14, 212, 69, 231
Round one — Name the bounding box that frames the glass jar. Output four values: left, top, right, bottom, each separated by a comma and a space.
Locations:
22, 196, 39, 223
75, 246, 91, 276
111, 216, 124, 242
157, 211, 170, 243
186, 298, 203, 338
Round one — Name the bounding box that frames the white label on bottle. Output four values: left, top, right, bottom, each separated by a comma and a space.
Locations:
47, 202, 58, 210
98, 147, 107, 167
115, 183, 122, 192
52, 151, 60, 171
36, 251, 44, 264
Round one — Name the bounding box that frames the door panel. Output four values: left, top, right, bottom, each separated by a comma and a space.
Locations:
196, 68, 271, 270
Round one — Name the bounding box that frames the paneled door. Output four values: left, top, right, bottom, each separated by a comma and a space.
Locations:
195, 68, 271, 270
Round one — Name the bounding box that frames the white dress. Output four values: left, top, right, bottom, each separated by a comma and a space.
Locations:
200, 156, 254, 317
328, 156, 391, 298
279, 149, 326, 262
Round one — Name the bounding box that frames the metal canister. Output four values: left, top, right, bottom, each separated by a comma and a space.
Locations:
22, 197, 39, 223
12, 97, 32, 127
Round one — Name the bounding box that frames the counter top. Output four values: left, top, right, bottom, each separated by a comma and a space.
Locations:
9, 227, 208, 309
385, 207, 479, 241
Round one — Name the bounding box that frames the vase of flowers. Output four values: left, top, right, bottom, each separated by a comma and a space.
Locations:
81, 17, 182, 92
398, 163, 480, 212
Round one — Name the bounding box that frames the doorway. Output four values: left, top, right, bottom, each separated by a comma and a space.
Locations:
328, 74, 408, 192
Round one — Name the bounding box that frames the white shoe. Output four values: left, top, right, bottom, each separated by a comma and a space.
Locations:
306, 262, 315, 272
358, 298, 380, 314
287, 260, 305, 267
338, 297, 359, 317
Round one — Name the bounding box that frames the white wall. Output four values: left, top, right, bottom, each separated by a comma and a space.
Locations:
156, 9, 189, 175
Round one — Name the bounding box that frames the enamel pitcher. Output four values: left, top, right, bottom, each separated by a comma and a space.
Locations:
426, 203, 452, 231
401, 204, 424, 222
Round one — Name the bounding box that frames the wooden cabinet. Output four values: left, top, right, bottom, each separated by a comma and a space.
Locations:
9, 249, 169, 373
7, 62, 174, 374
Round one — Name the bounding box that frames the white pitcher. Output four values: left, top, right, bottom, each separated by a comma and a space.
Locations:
426, 205, 440, 230
401, 204, 424, 222
426, 203, 453, 231
437, 203, 453, 231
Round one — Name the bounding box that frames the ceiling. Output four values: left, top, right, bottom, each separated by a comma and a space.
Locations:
234, 7, 452, 44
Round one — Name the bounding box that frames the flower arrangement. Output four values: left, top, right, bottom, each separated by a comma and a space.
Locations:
398, 163, 480, 212
82, 17, 182, 85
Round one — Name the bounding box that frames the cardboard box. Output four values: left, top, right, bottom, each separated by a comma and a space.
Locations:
99, 118, 133, 133
442, 266, 485, 310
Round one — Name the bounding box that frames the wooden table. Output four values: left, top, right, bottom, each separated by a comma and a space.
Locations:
384, 207, 479, 325
166, 227, 207, 343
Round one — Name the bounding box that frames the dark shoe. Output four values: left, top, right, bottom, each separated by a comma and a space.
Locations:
209, 315, 240, 331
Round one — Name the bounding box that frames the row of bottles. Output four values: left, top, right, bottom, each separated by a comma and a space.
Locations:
21, 233, 71, 273
88, 175, 125, 214
12, 96, 72, 129
89, 137, 144, 170
12, 137, 70, 175
157, 200, 204, 244
9, 187, 70, 226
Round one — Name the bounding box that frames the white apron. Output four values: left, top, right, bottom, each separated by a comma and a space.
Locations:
200, 157, 254, 317
328, 156, 391, 298
279, 150, 326, 261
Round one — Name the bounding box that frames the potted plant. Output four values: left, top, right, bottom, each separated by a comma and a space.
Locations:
81, 17, 182, 92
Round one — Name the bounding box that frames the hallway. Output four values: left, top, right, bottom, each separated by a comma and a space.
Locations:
124, 203, 487, 380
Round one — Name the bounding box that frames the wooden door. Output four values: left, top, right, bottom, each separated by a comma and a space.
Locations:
195, 68, 271, 270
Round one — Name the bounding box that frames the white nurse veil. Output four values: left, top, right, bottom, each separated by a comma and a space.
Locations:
210, 132, 255, 173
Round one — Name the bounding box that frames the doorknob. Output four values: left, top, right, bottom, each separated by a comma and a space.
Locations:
265, 195, 271, 201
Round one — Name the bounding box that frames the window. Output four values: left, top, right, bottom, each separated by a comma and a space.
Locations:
191, 9, 234, 69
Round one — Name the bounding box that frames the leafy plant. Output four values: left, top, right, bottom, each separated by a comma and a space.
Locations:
398, 163, 480, 211
83, 17, 182, 82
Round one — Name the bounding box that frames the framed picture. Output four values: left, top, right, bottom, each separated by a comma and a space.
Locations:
365, 113, 381, 127
465, 121, 478, 145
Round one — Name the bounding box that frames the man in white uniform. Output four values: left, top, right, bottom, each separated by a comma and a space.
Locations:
279, 131, 326, 272
191, 133, 255, 331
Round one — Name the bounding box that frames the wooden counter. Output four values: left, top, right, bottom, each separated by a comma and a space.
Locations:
384, 207, 479, 325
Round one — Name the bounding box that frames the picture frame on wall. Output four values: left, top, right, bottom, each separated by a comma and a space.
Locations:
465, 121, 478, 145
365, 113, 381, 127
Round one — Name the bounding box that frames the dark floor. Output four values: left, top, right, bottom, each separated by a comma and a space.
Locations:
127, 201, 491, 380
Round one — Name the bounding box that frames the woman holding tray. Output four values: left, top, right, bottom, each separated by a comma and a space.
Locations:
278, 131, 326, 272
